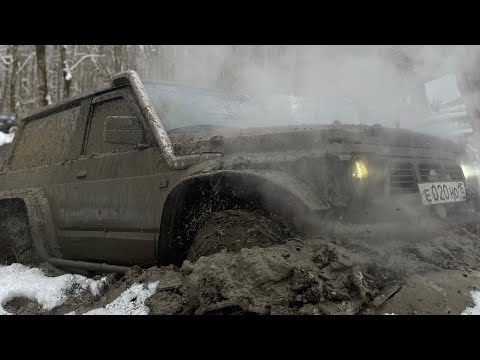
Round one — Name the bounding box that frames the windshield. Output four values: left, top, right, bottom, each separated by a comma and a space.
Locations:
144, 82, 325, 130
144, 82, 432, 131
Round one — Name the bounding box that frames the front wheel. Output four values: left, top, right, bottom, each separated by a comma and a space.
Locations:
186, 209, 293, 262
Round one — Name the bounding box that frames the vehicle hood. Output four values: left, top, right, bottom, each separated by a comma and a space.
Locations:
167, 124, 464, 156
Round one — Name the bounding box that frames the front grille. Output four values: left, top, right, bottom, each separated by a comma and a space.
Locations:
390, 162, 417, 194
444, 165, 464, 181
418, 163, 443, 182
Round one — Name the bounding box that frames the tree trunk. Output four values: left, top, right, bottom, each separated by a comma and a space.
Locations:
59, 45, 71, 98
9, 45, 19, 113
35, 45, 49, 107
1, 57, 10, 112
113, 45, 123, 73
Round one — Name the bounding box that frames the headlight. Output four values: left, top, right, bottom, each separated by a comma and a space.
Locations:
461, 163, 477, 179
350, 159, 370, 200
352, 160, 369, 179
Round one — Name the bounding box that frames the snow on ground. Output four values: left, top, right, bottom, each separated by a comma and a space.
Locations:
83, 282, 159, 315
0, 132, 14, 146
0, 263, 106, 315
462, 291, 480, 315
0, 262, 159, 315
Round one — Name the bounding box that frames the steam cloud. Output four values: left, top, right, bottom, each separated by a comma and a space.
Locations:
144, 45, 480, 132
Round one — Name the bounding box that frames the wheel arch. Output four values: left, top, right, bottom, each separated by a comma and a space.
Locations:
157, 170, 329, 265
0, 189, 58, 262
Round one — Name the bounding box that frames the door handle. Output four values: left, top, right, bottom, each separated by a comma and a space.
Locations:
76, 169, 87, 179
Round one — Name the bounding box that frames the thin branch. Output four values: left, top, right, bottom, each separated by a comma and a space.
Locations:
1, 54, 13, 65
16, 52, 35, 75
69, 54, 105, 72
90, 54, 100, 71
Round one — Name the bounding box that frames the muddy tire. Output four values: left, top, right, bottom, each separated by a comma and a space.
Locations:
186, 209, 292, 262
0, 207, 36, 266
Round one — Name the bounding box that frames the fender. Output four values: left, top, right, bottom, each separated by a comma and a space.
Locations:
182, 169, 331, 213
157, 169, 330, 265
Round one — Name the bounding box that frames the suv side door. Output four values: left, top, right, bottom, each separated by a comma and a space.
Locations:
53, 86, 170, 266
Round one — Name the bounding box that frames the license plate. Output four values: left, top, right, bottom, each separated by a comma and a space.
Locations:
418, 181, 466, 205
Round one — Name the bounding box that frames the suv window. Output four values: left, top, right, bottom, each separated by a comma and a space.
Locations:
9, 106, 80, 170
85, 92, 142, 155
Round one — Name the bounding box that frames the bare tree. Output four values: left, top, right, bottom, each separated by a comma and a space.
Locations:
35, 45, 49, 107
9, 45, 19, 112
0, 46, 12, 112
59, 45, 72, 98
0, 45, 311, 116
113, 45, 123, 73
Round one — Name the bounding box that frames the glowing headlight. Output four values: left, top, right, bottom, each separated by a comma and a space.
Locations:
461, 163, 477, 179
352, 160, 368, 180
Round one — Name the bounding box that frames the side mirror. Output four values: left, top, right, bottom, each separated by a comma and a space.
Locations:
103, 116, 145, 145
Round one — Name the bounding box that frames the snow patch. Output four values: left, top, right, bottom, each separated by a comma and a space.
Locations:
0, 263, 106, 315
462, 291, 480, 315
0, 132, 14, 146
83, 282, 159, 315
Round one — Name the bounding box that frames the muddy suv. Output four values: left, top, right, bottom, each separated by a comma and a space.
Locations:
0, 71, 477, 271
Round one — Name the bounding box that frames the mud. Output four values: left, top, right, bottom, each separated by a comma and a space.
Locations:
3, 206, 480, 315
186, 209, 294, 262
169, 221, 480, 315
4, 217, 476, 315
367, 270, 480, 315
4, 297, 43, 315
180, 242, 392, 315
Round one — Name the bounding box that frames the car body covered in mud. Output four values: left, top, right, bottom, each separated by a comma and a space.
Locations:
0, 71, 477, 271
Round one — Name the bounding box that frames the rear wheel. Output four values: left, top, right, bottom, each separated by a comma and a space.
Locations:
186, 209, 293, 262
0, 244, 17, 265
0, 207, 36, 266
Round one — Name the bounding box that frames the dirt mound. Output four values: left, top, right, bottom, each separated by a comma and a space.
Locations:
147, 219, 480, 315
4, 237, 397, 315
127, 235, 406, 315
